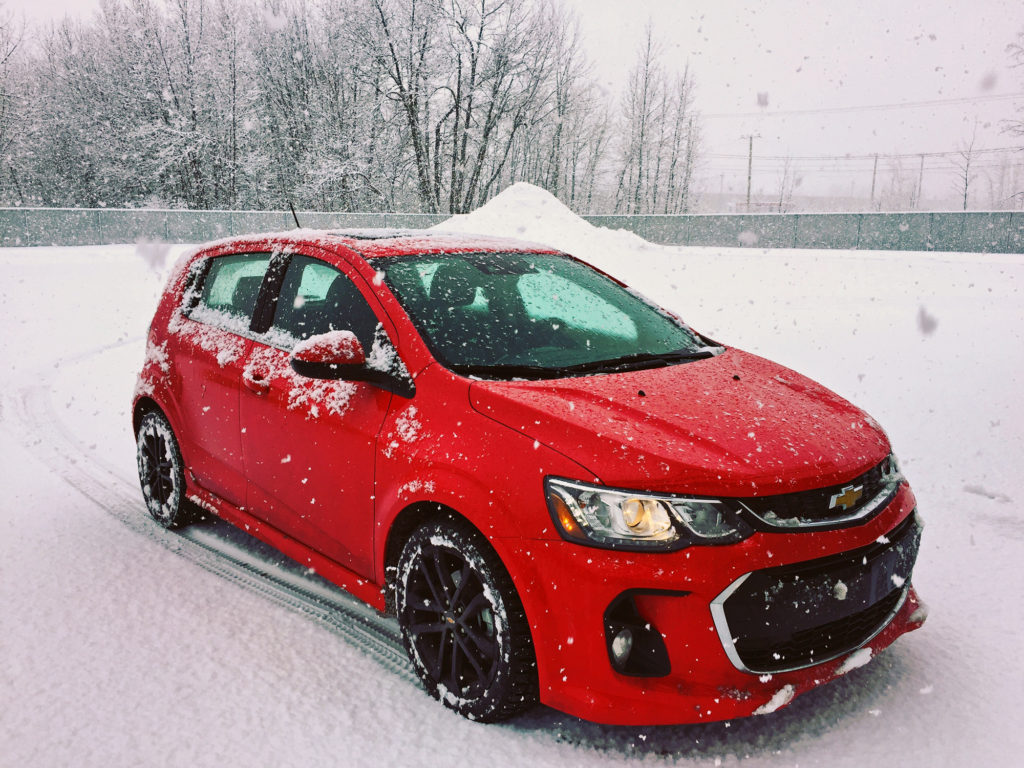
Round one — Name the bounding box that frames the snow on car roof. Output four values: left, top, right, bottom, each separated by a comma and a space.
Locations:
325, 228, 557, 252
231, 228, 558, 256
182, 229, 562, 264
343, 230, 562, 259
322, 228, 439, 240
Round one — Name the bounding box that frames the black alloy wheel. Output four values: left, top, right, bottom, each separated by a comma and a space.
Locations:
136, 411, 190, 528
396, 518, 537, 722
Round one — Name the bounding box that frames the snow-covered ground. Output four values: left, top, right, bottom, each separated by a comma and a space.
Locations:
1, 184, 1022, 766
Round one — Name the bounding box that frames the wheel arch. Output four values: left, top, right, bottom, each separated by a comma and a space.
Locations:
381, 500, 525, 619
132, 396, 166, 435
382, 501, 464, 615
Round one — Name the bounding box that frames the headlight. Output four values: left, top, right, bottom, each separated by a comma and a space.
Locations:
545, 477, 753, 551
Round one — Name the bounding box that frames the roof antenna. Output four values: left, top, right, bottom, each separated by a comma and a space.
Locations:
288, 200, 301, 229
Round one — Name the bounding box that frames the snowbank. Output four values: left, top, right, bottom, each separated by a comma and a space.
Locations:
434, 182, 651, 256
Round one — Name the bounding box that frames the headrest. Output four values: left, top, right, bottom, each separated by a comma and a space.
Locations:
430, 262, 478, 307
232, 275, 263, 311
325, 275, 359, 309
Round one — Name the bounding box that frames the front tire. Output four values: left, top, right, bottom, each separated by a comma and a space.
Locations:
396, 517, 538, 722
136, 410, 190, 528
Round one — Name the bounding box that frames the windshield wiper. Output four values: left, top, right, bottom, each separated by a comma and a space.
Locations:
557, 348, 717, 374
451, 348, 718, 380
450, 363, 567, 380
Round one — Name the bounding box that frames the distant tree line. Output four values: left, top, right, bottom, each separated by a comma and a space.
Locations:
0, 0, 702, 214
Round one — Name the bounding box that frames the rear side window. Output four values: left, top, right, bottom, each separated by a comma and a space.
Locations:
193, 253, 272, 329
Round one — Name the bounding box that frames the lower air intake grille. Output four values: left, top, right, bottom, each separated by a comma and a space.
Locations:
716, 513, 921, 673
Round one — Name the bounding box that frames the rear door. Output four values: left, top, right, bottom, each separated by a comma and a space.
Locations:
238, 249, 395, 578
167, 251, 272, 507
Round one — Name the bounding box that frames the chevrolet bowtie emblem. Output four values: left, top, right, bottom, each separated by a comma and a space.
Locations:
829, 484, 864, 511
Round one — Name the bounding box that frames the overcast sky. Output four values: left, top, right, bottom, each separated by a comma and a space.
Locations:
565, 0, 1023, 200
6, 0, 1023, 202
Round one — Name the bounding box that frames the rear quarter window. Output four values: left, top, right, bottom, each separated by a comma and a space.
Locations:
199, 253, 271, 317
185, 252, 272, 333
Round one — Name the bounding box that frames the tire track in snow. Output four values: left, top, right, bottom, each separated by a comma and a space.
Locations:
8, 349, 414, 684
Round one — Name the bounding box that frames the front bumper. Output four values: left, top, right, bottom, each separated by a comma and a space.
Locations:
495, 484, 926, 725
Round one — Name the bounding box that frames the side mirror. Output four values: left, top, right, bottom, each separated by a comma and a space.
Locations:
289, 330, 415, 398
290, 331, 366, 378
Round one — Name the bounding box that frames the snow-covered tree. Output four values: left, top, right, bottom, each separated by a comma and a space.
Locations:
0, 0, 704, 213
612, 25, 701, 215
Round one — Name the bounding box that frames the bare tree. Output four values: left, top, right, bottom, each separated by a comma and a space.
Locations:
1005, 30, 1024, 138
662, 66, 699, 214
487, 1, 608, 210
613, 26, 700, 215
879, 157, 915, 211
953, 122, 979, 211
776, 157, 794, 213
363, 0, 581, 213
1000, 31, 1024, 208
614, 24, 660, 214
0, 2, 24, 203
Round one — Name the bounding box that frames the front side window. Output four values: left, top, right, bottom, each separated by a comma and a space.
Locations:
376, 251, 718, 378
269, 255, 381, 351
191, 252, 272, 332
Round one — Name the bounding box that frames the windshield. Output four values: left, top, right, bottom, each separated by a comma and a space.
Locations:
374, 251, 720, 379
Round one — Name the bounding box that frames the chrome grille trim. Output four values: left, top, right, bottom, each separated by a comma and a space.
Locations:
739, 482, 900, 530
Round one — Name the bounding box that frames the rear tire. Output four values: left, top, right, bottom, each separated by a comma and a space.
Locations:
136, 411, 190, 528
396, 517, 538, 722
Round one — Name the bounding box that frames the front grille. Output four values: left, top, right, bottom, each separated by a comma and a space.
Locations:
741, 457, 896, 529
735, 589, 903, 671
714, 513, 921, 674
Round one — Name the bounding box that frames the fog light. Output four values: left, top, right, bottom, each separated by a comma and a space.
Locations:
603, 592, 672, 676
611, 628, 634, 665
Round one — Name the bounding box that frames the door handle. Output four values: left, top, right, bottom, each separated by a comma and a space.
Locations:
243, 371, 270, 395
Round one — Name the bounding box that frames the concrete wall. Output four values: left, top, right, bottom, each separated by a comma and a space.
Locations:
0, 207, 1020, 253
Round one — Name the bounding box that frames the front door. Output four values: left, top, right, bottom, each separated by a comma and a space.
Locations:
239, 252, 393, 578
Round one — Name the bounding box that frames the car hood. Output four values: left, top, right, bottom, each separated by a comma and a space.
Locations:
468, 348, 889, 496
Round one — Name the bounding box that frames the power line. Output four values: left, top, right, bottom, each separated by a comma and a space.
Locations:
707, 158, 1022, 170
702, 163, 1019, 177
706, 145, 1023, 162
702, 92, 1024, 120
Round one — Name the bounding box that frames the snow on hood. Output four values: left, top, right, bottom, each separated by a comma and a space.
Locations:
469, 348, 890, 497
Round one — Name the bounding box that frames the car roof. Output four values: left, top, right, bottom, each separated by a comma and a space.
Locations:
206, 228, 562, 260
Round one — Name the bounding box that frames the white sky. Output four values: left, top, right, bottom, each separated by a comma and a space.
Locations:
564, 0, 1024, 198
5, 0, 1024, 202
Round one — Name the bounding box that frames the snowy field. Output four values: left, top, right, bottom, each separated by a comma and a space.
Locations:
1, 185, 1023, 766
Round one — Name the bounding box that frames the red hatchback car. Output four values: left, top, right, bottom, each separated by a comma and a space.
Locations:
133, 230, 925, 724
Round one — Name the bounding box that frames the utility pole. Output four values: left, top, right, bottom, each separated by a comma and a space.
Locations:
915, 154, 925, 209
869, 153, 879, 210
741, 134, 759, 212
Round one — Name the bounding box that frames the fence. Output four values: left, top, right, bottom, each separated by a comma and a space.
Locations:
0, 207, 1020, 253
585, 211, 1023, 253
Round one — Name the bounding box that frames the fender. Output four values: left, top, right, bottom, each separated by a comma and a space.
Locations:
373, 367, 593, 585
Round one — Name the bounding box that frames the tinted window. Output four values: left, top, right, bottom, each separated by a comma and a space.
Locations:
518, 271, 636, 341
196, 252, 272, 326
270, 255, 380, 350
377, 252, 712, 376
